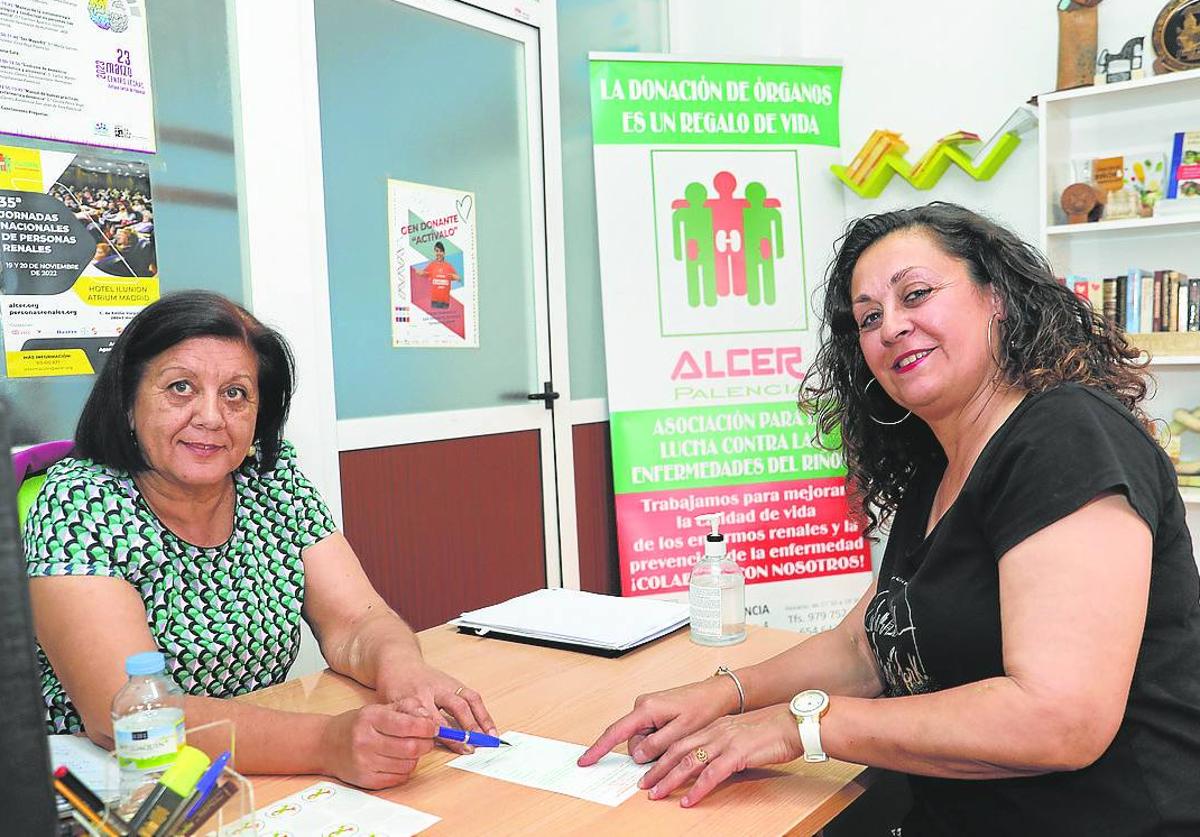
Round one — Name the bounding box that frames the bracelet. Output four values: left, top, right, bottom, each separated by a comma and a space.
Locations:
714, 665, 745, 715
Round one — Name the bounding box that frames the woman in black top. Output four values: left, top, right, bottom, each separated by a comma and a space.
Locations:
580, 203, 1200, 835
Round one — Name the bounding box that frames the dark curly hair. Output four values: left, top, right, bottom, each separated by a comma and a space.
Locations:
800, 202, 1149, 538
75, 290, 295, 475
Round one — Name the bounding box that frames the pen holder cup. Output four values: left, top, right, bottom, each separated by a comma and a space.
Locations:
86, 719, 255, 836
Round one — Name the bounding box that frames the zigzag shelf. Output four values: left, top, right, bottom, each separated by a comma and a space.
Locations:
831, 132, 1022, 198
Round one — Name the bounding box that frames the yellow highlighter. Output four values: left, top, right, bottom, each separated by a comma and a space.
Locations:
127, 745, 212, 837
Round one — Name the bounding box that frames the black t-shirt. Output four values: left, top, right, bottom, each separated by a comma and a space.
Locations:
865, 384, 1200, 836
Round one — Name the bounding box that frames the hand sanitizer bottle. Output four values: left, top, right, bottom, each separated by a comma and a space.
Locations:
689, 513, 746, 646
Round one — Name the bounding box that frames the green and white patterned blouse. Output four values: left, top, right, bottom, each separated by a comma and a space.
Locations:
23, 441, 336, 733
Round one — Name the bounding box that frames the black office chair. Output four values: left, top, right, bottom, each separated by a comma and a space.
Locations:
0, 404, 58, 833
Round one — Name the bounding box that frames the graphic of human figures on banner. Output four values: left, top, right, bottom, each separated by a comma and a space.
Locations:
672, 172, 784, 308
653, 150, 807, 336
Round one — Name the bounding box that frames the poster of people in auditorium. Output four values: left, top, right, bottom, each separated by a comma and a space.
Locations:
589, 54, 872, 633
0, 0, 156, 153
387, 179, 479, 349
0, 144, 158, 377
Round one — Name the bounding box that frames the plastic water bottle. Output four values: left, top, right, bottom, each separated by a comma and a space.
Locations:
111, 651, 186, 815
689, 513, 746, 646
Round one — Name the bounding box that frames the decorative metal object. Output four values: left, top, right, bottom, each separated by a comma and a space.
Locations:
1095, 37, 1146, 83
1153, 0, 1200, 73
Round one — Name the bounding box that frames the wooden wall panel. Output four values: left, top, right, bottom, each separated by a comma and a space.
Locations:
572, 422, 621, 595
340, 431, 546, 631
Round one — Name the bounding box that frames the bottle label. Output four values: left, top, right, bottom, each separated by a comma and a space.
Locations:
689, 584, 723, 637
114, 711, 186, 769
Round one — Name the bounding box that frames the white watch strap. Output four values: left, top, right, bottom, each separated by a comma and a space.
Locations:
798, 716, 826, 763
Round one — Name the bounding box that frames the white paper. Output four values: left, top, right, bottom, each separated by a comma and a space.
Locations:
453, 588, 688, 651
48, 735, 120, 801
447, 731, 650, 807
0, 0, 156, 152
254, 781, 439, 836
387, 179, 479, 348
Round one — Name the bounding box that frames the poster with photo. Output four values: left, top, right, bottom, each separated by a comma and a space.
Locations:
387, 179, 479, 349
0, 0, 156, 153
1, 144, 158, 377
589, 54, 872, 633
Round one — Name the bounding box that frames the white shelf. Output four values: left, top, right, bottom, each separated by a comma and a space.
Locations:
1040, 66, 1200, 105
1039, 67, 1200, 121
1148, 354, 1200, 367
1046, 213, 1200, 236
1180, 487, 1200, 505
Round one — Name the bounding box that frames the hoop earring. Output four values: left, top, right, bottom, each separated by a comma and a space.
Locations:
987, 312, 999, 365
863, 377, 911, 426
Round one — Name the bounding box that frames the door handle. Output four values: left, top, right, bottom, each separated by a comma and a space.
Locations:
527, 381, 560, 410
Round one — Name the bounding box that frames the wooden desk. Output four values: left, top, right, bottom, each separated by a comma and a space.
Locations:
241, 625, 873, 836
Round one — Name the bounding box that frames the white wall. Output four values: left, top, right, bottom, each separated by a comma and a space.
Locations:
667, 0, 1197, 564
669, 0, 1168, 242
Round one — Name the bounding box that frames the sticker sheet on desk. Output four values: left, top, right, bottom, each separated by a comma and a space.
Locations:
448, 731, 651, 806
251, 782, 439, 836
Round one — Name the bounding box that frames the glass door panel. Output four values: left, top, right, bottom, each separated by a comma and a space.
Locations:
314, 0, 541, 419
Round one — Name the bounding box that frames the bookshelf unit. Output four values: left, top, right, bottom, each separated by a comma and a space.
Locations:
1039, 69, 1200, 511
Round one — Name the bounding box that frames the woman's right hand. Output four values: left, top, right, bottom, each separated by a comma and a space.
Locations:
577, 676, 741, 768
321, 701, 439, 789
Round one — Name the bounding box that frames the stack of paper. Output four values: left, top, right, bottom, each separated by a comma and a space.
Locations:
452, 588, 689, 653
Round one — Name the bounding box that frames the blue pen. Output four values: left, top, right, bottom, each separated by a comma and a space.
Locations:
182, 750, 231, 820
437, 726, 512, 747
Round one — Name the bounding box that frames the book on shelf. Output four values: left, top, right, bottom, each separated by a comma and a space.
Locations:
1140, 272, 1154, 334
1080, 270, 1195, 335
1166, 131, 1200, 200
1070, 275, 1103, 315
1126, 268, 1147, 331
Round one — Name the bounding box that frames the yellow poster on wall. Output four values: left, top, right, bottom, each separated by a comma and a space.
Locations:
0, 145, 159, 377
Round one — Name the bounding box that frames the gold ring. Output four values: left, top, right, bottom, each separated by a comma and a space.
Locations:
454, 686, 465, 697
694, 747, 709, 764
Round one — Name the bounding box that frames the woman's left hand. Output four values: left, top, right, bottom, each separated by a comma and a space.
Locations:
640, 705, 805, 807
376, 657, 497, 748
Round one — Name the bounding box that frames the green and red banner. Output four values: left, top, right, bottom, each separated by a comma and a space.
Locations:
590, 54, 871, 632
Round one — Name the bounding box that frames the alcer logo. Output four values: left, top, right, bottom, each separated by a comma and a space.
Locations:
670, 171, 785, 309
89, 0, 131, 32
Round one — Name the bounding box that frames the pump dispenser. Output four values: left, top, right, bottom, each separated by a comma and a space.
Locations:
688, 513, 746, 646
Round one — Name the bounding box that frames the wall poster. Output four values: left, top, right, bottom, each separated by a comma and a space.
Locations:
387, 179, 479, 349
1, 144, 158, 377
589, 54, 873, 633
0, 0, 156, 153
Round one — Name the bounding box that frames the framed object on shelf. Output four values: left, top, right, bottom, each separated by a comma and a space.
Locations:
1152, 0, 1200, 73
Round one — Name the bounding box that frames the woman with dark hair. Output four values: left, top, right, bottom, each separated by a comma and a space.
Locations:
580, 204, 1200, 834
24, 291, 496, 790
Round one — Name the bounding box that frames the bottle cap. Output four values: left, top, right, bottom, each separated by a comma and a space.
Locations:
125, 651, 166, 676
696, 513, 726, 556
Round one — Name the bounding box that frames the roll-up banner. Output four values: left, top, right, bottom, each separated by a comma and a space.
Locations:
589, 54, 872, 633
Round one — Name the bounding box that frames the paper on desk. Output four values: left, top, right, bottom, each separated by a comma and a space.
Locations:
48, 735, 120, 805
447, 731, 651, 807
253, 781, 439, 836
453, 588, 689, 651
